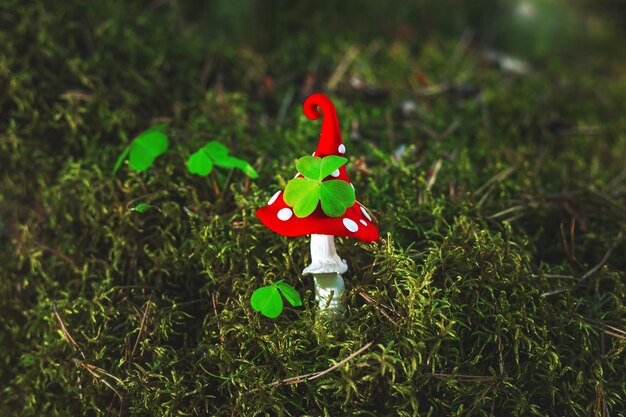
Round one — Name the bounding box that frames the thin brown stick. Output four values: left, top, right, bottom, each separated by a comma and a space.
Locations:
585, 318, 626, 337
129, 298, 152, 363
570, 217, 577, 262
604, 330, 626, 341
358, 291, 398, 323
243, 175, 250, 196
212, 293, 225, 345
543, 274, 578, 280
580, 232, 623, 281
429, 373, 512, 383
326, 45, 360, 91
474, 166, 517, 197
465, 383, 497, 417
308, 342, 373, 381
36, 242, 78, 270
542, 232, 624, 297
52, 302, 86, 359
210, 171, 220, 197
77, 361, 123, 400
247, 342, 373, 394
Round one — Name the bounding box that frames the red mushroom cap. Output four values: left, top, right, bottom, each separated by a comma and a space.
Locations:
256, 93, 380, 243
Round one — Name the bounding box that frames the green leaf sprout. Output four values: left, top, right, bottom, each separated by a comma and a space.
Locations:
187, 141, 259, 178
250, 280, 302, 318
283, 155, 355, 218
114, 124, 169, 174
130, 203, 153, 213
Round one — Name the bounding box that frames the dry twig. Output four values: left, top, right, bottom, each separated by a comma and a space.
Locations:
247, 341, 373, 394
129, 298, 152, 363
52, 302, 86, 359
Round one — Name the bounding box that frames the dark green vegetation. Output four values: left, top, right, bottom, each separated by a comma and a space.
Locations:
2, 1, 626, 416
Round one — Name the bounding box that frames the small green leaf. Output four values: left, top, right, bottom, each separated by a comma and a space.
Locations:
113, 144, 132, 174
276, 282, 302, 307
319, 180, 356, 217
296, 156, 322, 179
131, 203, 152, 213
211, 155, 259, 179
227, 157, 259, 179
202, 141, 229, 158
235, 160, 259, 179
250, 286, 283, 318
284, 178, 320, 217
129, 130, 169, 171
187, 148, 214, 176
197, 141, 258, 178
319, 155, 347, 179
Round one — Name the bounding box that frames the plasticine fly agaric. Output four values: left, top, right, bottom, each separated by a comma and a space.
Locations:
256, 93, 379, 314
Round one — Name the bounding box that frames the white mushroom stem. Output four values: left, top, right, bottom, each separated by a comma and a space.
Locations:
302, 234, 348, 314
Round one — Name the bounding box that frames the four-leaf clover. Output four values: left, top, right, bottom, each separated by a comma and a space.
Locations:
283, 155, 355, 217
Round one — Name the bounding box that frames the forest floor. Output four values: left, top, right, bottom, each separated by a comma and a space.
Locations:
1, 1, 625, 416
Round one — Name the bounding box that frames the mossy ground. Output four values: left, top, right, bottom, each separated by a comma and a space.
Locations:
2, 1, 626, 416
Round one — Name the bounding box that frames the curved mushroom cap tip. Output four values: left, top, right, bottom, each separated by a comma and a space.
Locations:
304, 93, 344, 157
256, 192, 379, 242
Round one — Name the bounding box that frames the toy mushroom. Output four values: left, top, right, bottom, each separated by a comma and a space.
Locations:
256, 93, 379, 314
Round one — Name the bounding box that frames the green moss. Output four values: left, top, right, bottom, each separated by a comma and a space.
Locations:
2, 1, 626, 416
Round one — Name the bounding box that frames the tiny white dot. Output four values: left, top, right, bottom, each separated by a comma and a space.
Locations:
277, 208, 293, 221
359, 219, 367, 226
330, 169, 340, 177
342, 218, 358, 233
312, 152, 316, 156
360, 205, 372, 221
268, 191, 281, 206
338, 144, 346, 154
294, 173, 300, 179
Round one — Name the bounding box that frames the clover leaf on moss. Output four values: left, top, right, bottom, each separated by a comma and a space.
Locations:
114, 123, 169, 174
283, 155, 355, 218
250, 280, 302, 318
187, 141, 259, 178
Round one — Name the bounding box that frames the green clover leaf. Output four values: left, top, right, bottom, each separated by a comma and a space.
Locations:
284, 178, 320, 217
250, 285, 283, 318
283, 155, 354, 218
319, 155, 347, 179
250, 280, 302, 318
276, 282, 302, 307
187, 149, 214, 175
320, 180, 355, 217
295, 156, 322, 179
114, 124, 169, 174
187, 141, 259, 178
296, 155, 346, 180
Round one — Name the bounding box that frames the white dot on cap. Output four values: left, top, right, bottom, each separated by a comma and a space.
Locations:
360, 205, 372, 221
360, 219, 367, 226
330, 169, 340, 177
338, 144, 346, 154
277, 208, 293, 221
268, 190, 281, 206
342, 218, 358, 233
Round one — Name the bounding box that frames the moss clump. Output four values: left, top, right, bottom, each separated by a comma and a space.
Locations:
2, 1, 626, 416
